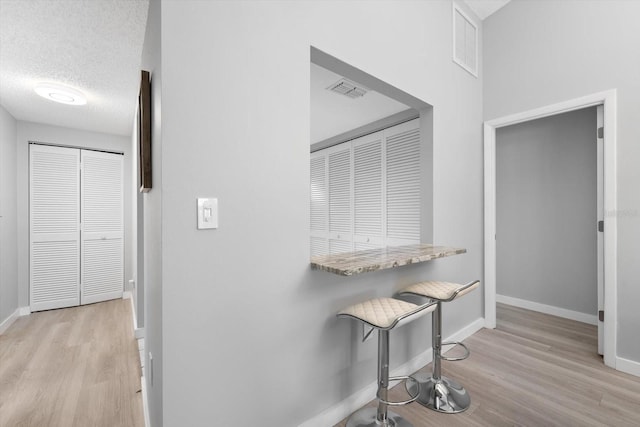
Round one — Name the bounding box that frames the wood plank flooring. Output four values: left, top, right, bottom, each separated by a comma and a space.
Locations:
0, 299, 144, 427
335, 303, 640, 426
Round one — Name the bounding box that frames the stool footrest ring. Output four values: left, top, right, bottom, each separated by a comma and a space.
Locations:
441, 341, 470, 361
376, 375, 420, 406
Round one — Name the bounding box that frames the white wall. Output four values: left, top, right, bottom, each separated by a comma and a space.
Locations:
150, 1, 484, 426
132, 103, 144, 329
16, 121, 134, 309
484, 0, 640, 363
0, 105, 18, 325
140, 0, 162, 425
496, 107, 597, 315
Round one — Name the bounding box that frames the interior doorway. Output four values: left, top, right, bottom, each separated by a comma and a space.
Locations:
495, 106, 601, 355
483, 90, 618, 368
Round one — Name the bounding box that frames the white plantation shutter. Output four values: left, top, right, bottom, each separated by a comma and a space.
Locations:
81, 150, 124, 304
328, 145, 353, 254
386, 121, 421, 243
30, 145, 80, 311
353, 132, 384, 248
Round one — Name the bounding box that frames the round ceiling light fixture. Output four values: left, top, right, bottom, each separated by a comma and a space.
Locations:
34, 83, 87, 106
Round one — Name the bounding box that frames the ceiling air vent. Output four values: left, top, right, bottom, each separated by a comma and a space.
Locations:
326, 78, 368, 99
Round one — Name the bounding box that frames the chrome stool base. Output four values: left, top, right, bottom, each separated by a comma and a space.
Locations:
346, 407, 413, 427
406, 373, 470, 413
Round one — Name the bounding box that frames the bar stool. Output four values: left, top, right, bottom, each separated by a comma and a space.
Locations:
337, 297, 438, 427
398, 280, 480, 414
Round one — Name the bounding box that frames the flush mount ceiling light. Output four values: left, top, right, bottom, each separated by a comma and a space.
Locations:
34, 83, 87, 105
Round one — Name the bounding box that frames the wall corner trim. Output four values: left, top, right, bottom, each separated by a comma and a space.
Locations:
297, 318, 485, 427
141, 373, 151, 427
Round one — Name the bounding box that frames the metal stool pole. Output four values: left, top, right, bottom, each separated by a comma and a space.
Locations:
337, 298, 437, 427
401, 280, 480, 414
432, 302, 442, 382
377, 329, 390, 424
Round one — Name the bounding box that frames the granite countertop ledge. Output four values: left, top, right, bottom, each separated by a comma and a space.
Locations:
310, 243, 466, 276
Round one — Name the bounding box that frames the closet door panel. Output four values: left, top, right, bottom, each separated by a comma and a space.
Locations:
30, 145, 80, 311
353, 132, 384, 249
81, 150, 123, 305
386, 120, 421, 244
327, 145, 352, 253
310, 152, 329, 256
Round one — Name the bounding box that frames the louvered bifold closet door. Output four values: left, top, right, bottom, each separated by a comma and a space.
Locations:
327, 144, 353, 254
310, 152, 329, 257
30, 145, 80, 311
80, 150, 124, 305
353, 132, 384, 251
386, 119, 421, 245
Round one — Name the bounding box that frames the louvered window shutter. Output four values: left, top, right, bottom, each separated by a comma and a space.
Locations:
80, 150, 124, 304
353, 132, 384, 249
30, 145, 80, 311
327, 145, 353, 254
310, 153, 328, 256
386, 120, 421, 245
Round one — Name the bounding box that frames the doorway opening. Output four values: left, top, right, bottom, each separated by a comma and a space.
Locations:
483, 90, 618, 368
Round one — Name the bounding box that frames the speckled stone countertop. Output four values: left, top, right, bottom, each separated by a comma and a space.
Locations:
310, 244, 466, 276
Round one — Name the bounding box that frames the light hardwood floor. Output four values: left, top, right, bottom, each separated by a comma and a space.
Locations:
336, 303, 640, 426
0, 299, 144, 427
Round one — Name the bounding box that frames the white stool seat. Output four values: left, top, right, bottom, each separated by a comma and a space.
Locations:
401, 280, 479, 301
337, 296, 438, 427
398, 279, 480, 413
338, 297, 434, 330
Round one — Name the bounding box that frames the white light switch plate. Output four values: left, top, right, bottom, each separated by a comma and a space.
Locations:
197, 198, 218, 229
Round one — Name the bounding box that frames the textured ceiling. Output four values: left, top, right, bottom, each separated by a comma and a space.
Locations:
0, 0, 149, 136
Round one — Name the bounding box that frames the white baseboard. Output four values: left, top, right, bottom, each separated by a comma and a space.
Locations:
0, 306, 31, 335
496, 294, 597, 325
138, 337, 145, 371
298, 318, 485, 427
126, 290, 150, 426
141, 374, 151, 427
616, 357, 640, 378
124, 291, 144, 339
0, 308, 20, 335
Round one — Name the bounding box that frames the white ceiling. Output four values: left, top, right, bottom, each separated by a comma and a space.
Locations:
462, 0, 511, 20
0, 0, 149, 136
311, 63, 410, 144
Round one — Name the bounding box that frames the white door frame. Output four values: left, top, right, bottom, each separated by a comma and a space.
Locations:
483, 89, 617, 368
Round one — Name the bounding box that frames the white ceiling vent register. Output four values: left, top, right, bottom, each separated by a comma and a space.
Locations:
326, 78, 368, 99
453, 3, 478, 77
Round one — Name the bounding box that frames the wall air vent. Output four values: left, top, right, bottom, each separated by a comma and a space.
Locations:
326, 78, 368, 99
453, 3, 478, 78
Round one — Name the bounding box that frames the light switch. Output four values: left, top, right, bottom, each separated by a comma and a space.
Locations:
197, 198, 218, 229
